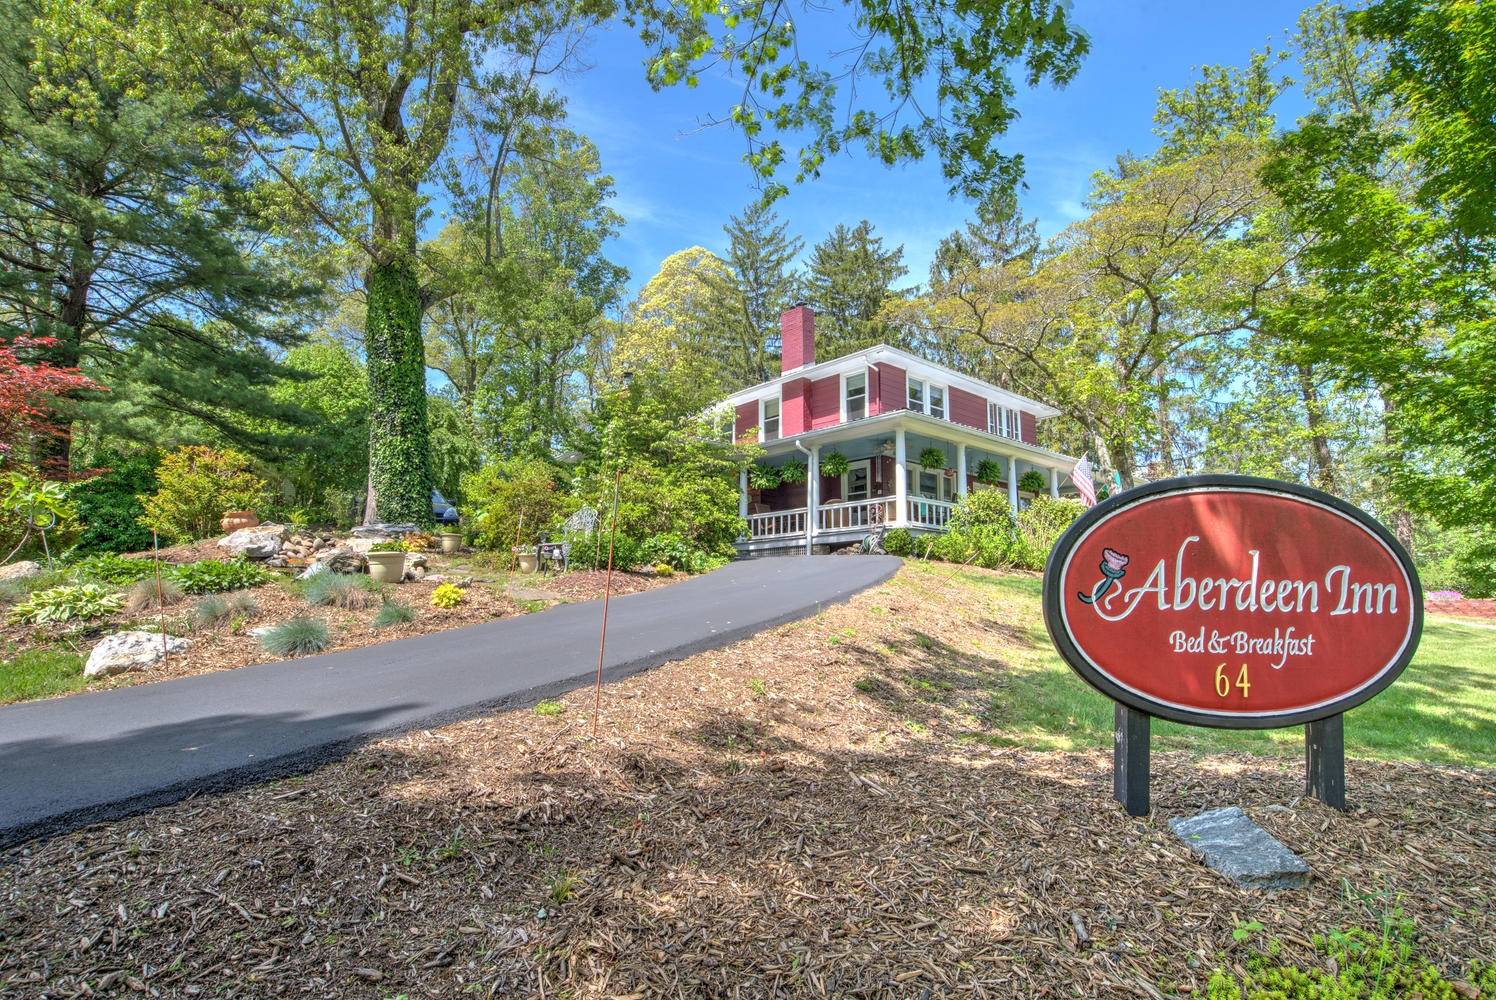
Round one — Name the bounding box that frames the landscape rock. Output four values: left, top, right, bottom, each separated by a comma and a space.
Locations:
403, 565, 427, 583
408, 554, 428, 570
351, 522, 418, 539
246, 626, 277, 638
297, 562, 329, 580
1169, 806, 1312, 890
85, 631, 192, 678
218, 524, 290, 560
0, 560, 43, 581
323, 549, 367, 575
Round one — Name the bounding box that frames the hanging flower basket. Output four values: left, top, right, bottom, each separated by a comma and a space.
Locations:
748, 464, 782, 490
975, 459, 1004, 485
778, 458, 808, 484
918, 447, 948, 470
821, 451, 850, 477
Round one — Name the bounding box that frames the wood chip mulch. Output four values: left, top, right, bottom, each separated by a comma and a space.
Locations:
1426, 597, 1496, 621
2, 563, 1493, 999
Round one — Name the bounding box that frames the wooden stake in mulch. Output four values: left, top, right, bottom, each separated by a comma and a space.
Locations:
153, 529, 169, 668
508, 511, 526, 577
593, 465, 623, 737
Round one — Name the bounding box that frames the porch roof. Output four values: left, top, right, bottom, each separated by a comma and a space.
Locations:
756, 410, 1081, 472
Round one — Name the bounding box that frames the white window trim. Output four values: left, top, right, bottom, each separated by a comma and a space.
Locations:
908, 377, 948, 420
841, 370, 868, 424
760, 394, 781, 442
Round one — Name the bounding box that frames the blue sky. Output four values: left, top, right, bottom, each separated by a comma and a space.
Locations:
553, 0, 1318, 301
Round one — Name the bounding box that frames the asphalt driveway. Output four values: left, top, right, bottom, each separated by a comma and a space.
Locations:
0, 555, 901, 850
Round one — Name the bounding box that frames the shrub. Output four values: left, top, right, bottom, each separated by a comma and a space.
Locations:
401, 532, 435, 552
303, 572, 379, 609
2, 471, 77, 560
462, 457, 567, 551
939, 489, 1021, 569
168, 558, 272, 594
193, 592, 258, 630
882, 527, 915, 556
372, 600, 416, 628
430, 583, 465, 608
7, 583, 124, 625
1015, 496, 1088, 570
259, 616, 331, 657
139, 445, 268, 542
654, 563, 674, 577
69, 452, 159, 554
125, 578, 185, 614
72, 553, 159, 586
640, 532, 725, 574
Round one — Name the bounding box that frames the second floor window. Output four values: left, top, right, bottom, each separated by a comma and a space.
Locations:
989, 403, 1020, 438
845, 372, 867, 421
907, 378, 925, 414
929, 385, 946, 420
762, 397, 780, 440
909, 378, 945, 419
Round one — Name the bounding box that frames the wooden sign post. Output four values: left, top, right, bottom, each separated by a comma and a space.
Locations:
1043, 476, 1422, 816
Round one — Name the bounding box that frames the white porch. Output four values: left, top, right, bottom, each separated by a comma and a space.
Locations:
735, 412, 1075, 556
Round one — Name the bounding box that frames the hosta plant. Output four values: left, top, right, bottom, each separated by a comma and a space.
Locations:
168, 558, 271, 594
7, 583, 124, 625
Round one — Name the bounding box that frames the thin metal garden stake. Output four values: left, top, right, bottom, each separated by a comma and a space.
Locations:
592, 465, 623, 737
153, 530, 169, 667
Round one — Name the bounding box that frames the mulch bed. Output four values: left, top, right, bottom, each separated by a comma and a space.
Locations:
1426, 597, 1496, 621
2, 562, 1492, 999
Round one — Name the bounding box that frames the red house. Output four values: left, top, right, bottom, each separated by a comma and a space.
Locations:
723, 305, 1082, 555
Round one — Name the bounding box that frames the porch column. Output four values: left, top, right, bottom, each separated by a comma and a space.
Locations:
1007, 456, 1019, 514
1050, 466, 1060, 498
894, 428, 908, 526
955, 444, 968, 498
739, 468, 749, 520
806, 446, 819, 556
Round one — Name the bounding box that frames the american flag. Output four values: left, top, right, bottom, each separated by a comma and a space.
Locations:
1073, 457, 1097, 507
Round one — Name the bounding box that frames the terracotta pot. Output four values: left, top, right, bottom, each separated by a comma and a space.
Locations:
366, 550, 406, 584
221, 511, 260, 533
516, 551, 538, 574
441, 532, 463, 554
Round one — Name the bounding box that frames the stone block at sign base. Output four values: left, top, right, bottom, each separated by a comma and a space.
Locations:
1169, 807, 1312, 890
85, 631, 192, 678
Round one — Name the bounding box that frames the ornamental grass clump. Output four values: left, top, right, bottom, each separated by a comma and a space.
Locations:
259, 616, 330, 657
430, 583, 465, 608
125, 578, 185, 614
193, 592, 258, 630
372, 600, 417, 628
303, 572, 379, 610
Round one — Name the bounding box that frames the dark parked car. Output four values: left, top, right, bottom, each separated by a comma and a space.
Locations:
432, 490, 459, 524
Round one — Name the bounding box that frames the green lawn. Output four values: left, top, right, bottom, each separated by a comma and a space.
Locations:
0, 648, 88, 704
950, 572, 1496, 767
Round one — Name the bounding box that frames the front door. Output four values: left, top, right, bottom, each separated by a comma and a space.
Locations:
845, 460, 872, 503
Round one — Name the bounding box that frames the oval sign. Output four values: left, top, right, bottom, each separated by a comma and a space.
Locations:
1043, 476, 1422, 729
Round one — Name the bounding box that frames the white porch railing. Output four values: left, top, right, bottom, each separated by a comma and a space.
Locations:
817, 499, 892, 531
906, 497, 954, 528
748, 507, 807, 538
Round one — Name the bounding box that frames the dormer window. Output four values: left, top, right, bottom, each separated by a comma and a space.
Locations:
844, 371, 867, 421
761, 396, 780, 441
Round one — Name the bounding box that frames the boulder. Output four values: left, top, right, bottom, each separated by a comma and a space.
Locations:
323, 549, 367, 575
85, 631, 192, 678
0, 560, 43, 581
403, 565, 427, 583
351, 522, 418, 538
297, 561, 329, 581
219, 524, 290, 560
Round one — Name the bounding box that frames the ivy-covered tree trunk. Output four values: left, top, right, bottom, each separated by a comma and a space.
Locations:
365, 259, 432, 525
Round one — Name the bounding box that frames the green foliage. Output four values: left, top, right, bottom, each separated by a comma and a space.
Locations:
748, 464, 782, 490
303, 573, 379, 610
639, 533, 726, 574
2, 470, 77, 559
259, 616, 331, 657
365, 260, 433, 527
694, 202, 804, 384
168, 558, 272, 595
820, 452, 850, 477
1416, 525, 1496, 599
193, 592, 258, 630
139, 446, 268, 543
974, 459, 1004, 485
430, 583, 465, 608
69, 452, 159, 554
803, 221, 910, 358
463, 457, 568, 551
778, 458, 807, 484
372, 600, 416, 628
935, 489, 1022, 569
653, 563, 674, 578
882, 527, 916, 556
918, 447, 948, 470
1, 648, 86, 703
71, 553, 158, 586
533, 699, 563, 717
1016, 496, 1087, 569
7, 583, 124, 625
264, 341, 369, 524
367, 541, 406, 553
1018, 470, 1047, 494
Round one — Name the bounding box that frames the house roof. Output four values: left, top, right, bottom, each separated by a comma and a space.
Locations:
715, 344, 1063, 420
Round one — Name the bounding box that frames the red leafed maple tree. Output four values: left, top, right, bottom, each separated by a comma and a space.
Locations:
0, 338, 104, 469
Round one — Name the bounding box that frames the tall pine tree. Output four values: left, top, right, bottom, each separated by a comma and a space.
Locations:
699, 203, 802, 386
803, 221, 908, 360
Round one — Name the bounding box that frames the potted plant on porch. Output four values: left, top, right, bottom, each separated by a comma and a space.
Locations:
778, 458, 808, 484
918, 447, 949, 471
821, 451, 850, 478
975, 459, 1004, 486
1018, 470, 1048, 497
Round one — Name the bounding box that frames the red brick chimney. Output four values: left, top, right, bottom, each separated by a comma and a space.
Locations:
780, 304, 815, 373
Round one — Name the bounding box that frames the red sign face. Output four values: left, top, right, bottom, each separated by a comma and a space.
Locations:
1043, 477, 1422, 728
